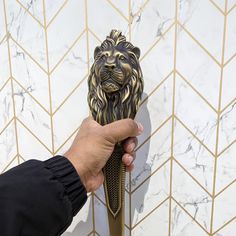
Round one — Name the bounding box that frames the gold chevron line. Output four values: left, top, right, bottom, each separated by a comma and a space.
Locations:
224, 52, 236, 67
220, 97, 236, 114
135, 116, 172, 153
129, 0, 150, 25
210, 1, 228, 234
94, 193, 106, 206
130, 158, 171, 194
208, 0, 225, 15
139, 71, 173, 107
176, 70, 218, 113
3, 0, 20, 165
178, 22, 221, 67
15, 0, 44, 27
0, 154, 18, 174
52, 73, 88, 115
227, 3, 236, 15
131, 197, 169, 229
171, 196, 210, 234
215, 178, 236, 198
140, 22, 175, 62
12, 77, 50, 115
218, 138, 236, 157
46, 0, 70, 28
0, 118, 14, 136
10, 36, 48, 74
49, 29, 86, 75
16, 118, 53, 154
43, 0, 55, 154
106, 0, 129, 22
175, 115, 216, 157
169, 1, 178, 233
54, 125, 80, 154
88, 29, 102, 43
19, 154, 26, 162
0, 34, 7, 44
173, 158, 213, 197
0, 77, 11, 92
213, 215, 236, 235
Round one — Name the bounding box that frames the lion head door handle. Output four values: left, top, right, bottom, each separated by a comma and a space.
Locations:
87, 29, 143, 236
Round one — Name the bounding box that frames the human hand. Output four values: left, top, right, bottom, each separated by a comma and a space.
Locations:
64, 117, 143, 192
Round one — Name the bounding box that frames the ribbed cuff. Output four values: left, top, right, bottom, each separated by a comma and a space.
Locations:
44, 155, 87, 216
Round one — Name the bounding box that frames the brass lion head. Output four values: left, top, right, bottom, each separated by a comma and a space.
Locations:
88, 30, 143, 125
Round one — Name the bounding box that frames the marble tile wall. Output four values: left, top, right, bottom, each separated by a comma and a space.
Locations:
0, 0, 236, 235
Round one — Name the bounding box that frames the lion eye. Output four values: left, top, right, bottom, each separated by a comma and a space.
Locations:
119, 55, 126, 61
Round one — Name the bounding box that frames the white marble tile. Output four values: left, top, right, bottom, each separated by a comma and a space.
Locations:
87, 0, 129, 41
228, 0, 236, 10
50, 33, 88, 111
6, 0, 47, 69
175, 74, 218, 154
140, 27, 174, 94
172, 161, 212, 232
2, 156, 19, 173
221, 57, 236, 109
94, 196, 109, 236
0, 81, 13, 132
215, 218, 236, 236
0, 121, 16, 171
0, 0, 6, 41
174, 119, 215, 193
131, 118, 171, 191
18, 0, 44, 23
0, 39, 10, 88
212, 0, 225, 11
171, 201, 208, 236
213, 183, 236, 232
132, 200, 169, 236
131, 161, 170, 227
63, 196, 93, 236
225, 7, 236, 63
10, 39, 50, 112
13, 81, 52, 150
216, 143, 236, 194
17, 121, 52, 161
176, 25, 221, 109
131, 0, 175, 55
45, 0, 68, 24
53, 81, 89, 150
179, 0, 224, 62
219, 101, 236, 153
109, 0, 129, 18
47, 0, 85, 70
135, 76, 173, 146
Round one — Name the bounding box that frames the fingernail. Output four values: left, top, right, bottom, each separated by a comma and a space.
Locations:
129, 143, 135, 152
137, 122, 144, 134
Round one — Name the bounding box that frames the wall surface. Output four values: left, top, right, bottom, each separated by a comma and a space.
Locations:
0, 0, 236, 235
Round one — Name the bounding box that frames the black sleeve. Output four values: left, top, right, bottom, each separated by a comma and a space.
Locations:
0, 155, 87, 236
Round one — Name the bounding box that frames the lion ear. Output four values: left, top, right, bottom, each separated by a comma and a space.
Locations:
94, 46, 101, 59
132, 47, 141, 59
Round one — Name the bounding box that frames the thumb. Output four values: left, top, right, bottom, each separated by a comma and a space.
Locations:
103, 119, 143, 143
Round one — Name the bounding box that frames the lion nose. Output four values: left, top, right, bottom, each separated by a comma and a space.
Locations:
104, 63, 116, 70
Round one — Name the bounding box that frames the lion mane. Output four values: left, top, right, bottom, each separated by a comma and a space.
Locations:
87, 29, 143, 125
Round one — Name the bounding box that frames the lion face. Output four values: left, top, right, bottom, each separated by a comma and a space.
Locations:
88, 29, 143, 125
94, 48, 133, 93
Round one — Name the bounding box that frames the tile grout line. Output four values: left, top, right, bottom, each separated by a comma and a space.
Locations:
168, 0, 178, 235
84, 1, 96, 235
3, 0, 20, 164
210, 0, 228, 235
42, 0, 55, 155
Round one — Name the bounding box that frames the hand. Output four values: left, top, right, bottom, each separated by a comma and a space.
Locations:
64, 117, 143, 192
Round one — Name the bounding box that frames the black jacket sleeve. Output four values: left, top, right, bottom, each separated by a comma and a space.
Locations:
0, 155, 87, 236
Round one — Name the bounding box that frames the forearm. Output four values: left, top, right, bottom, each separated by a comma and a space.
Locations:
0, 156, 87, 236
